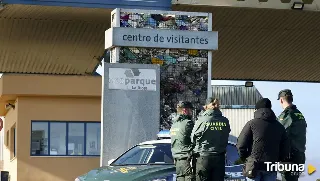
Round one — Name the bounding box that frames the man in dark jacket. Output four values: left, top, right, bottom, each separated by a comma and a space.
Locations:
191, 97, 231, 181
277, 89, 307, 181
170, 101, 195, 181
237, 98, 290, 181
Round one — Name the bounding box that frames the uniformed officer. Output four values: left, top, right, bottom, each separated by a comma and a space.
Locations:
170, 101, 195, 181
191, 97, 231, 181
277, 89, 307, 181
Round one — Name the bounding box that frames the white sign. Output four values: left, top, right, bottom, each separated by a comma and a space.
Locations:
105, 27, 218, 50
108, 68, 157, 91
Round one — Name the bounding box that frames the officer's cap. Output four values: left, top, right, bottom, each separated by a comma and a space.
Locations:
177, 101, 194, 109
277, 89, 293, 100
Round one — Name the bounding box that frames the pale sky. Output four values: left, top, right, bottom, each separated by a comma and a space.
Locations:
97, 65, 319, 179
210, 79, 319, 180
210, 80, 317, 156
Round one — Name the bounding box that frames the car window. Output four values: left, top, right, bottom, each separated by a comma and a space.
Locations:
112, 143, 173, 165
148, 144, 173, 163
226, 144, 240, 166
112, 146, 151, 165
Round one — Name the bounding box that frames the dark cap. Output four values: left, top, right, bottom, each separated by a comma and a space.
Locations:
206, 97, 219, 105
277, 89, 293, 100
255, 98, 272, 110
177, 101, 194, 109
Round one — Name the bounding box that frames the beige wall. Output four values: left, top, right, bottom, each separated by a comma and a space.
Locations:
15, 96, 101, 181
3, 102, 18, 181
0, 160, 3, 170
0, 74, 102, 116
0, 74, 102, 181
0, 74, 101, 97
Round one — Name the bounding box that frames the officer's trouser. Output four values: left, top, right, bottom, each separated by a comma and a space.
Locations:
281, 151, 305, 181
196, 154, 225, 181
281, 171, 299, 181
175, 158, 194, 181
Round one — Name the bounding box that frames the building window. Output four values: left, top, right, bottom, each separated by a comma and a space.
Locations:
31, 122, 48, 155
68, 123, 85, 155
86, 123, 101, 155
5, 130, 9, 146
13, 127, 16, 157
50, 122, 66, 155
9, 124, 17, 159
31, 121, 100, 156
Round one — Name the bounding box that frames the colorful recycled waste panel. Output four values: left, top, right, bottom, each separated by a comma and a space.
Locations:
119, 11, 209, 31
118, 11, 209, 130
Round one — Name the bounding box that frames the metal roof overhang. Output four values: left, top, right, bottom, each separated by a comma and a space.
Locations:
1, 4, 320, 82
0, 4, 113, 75
173, 4, 320, 82
0, 0, 171, 75
2, 0, 171, 10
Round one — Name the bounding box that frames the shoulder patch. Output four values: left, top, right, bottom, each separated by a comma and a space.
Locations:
293, 112, 305, 120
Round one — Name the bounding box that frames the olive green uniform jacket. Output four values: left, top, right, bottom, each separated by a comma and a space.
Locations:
170, 114, 194, 159
191, 109, 231, 156
278, 105, 307, 156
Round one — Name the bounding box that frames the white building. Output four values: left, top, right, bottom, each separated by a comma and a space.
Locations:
212, 85, 263, 143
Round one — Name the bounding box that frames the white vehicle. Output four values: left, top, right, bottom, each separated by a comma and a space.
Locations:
75, 130, 247, 181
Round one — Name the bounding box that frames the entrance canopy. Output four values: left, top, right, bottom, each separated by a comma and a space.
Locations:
0, 4, 112, 75
1, 3, 320, 82
173, 5, 320, 82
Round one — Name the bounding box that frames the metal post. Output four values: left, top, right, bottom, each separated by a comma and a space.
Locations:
207, 13, 213, 98
110, 8, 121, 63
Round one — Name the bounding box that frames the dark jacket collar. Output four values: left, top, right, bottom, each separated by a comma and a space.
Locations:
285, 104, 297, 111
172, 114, 191, 122
203, 108, 222, 116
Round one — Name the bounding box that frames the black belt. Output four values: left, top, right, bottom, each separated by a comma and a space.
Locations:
175, 157, 188, 161
198, 152, 225, 157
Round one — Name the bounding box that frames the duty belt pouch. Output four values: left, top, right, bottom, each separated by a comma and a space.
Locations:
242, 159, 258, 178
191, 156, 197, 175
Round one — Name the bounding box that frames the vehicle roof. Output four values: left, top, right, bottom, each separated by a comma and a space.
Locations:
139, 139, 171, 145
138, 139, 236, 146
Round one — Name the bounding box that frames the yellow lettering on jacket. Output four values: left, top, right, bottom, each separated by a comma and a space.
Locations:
206, 122, 226, 131
170, 128, 180, 136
